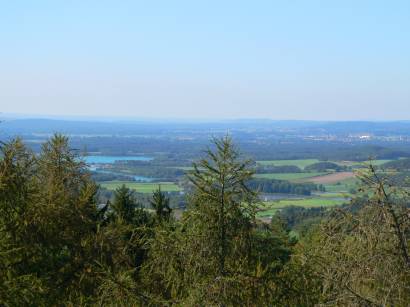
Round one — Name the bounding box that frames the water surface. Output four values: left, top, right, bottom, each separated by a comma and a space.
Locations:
84, 155, 153, 164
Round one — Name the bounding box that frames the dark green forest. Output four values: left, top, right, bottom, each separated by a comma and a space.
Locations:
1, 135, 409, 306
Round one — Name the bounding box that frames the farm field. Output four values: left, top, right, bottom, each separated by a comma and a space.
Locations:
254, 172, 327, 181
256, 159, 319, 169
100, 181, 181, 193
323, 177, 358, 193
255, 172, 328, 182
314, 192, 351, 199
257, 159, 393, 170
257, 197, 348, 217
334, 159, 392, 167
306, 171, 355, 184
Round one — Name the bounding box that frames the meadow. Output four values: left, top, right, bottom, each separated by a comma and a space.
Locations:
100, 181, 181, 193
257, 197, 348, 217
335, 159, 392, 167
256, 159, 319, 169
323, 177, 358, 193
254, 172, 327, 181
256, 158, 392, 169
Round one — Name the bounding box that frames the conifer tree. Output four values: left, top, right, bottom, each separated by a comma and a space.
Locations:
111, 184, 138, 223
188, 136, 257, 276
150, 186, 172, 223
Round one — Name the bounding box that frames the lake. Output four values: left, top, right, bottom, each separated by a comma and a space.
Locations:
93, 169, 154, 182
84, 155, 153, 164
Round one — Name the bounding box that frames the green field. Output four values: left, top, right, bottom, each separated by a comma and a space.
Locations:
100, 181, 181, 193
323, 177, 358, 193
314, 192, 351, 199
257, 159, 392, 170
254, 172, 327, 181
334, 159, 392, 167
257, 197, 347, 217
171, 166, 195, 171
256, 159, 319, 169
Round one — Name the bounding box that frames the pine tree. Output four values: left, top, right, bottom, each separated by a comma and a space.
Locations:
188, 136, 257, 276
0, 135, 102, 304
111, 184, 138, 223
150, 186, 172, 223
142, 137, 274, 305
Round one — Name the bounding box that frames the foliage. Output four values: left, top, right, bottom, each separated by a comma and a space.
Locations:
1, 135, 409, 306
281, 165, 410, 306
150, 186, 172, 223
0, 135, 102, 304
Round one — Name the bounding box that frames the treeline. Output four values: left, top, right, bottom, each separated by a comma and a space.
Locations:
255, 162, 348, 174
382, 157, 410, 170
90, 171, 135, 182
275, 197, 369, 237
247, 178, 325, 195
304, 161, 345, 172
1, 135, 409, 306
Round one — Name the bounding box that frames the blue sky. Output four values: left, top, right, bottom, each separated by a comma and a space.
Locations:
0, 1, 409, 120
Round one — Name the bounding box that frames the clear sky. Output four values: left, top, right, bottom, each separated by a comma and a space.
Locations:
1, 1, 409, 120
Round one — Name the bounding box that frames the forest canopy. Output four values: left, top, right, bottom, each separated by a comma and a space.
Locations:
0, 135, 409, 306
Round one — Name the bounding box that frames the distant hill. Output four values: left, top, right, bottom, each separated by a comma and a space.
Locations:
3, 117, 410, 137
382, 158, 410, 171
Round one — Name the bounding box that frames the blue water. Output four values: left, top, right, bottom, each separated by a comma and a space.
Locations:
86, 158, 155, 183
133, 175, 154, 182
84, 155, 153, 164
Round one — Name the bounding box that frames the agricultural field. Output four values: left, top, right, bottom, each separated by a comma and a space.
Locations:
100, 181, 181, 193
256, 159, 319, 169
257, 158, 392, 170
334, 159, 392, 167
323, 177, 358, 193
257, 196, 348, 218
254, 172, 327, 181
306, 172, 355, 184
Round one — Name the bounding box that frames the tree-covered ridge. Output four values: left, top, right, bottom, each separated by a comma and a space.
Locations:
304, 161, 344, 172
0, 135, 409, 306
382, 157, 410, 170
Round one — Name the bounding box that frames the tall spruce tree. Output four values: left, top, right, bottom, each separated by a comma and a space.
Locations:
111, 184, 138, 223
150, 186, 172, 223
188, 136, 257, 276
0, 135, 102, 305
142, 136, 277, 305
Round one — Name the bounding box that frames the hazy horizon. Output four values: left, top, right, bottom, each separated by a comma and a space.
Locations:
3, 112, 410, 123
1, 1, 409, 120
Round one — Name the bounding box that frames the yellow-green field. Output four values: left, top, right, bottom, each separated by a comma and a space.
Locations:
100, 181, 181, 193
257, 197, 348, 217
254, 172, 327, 181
